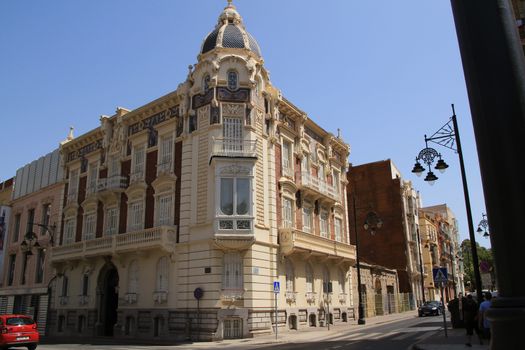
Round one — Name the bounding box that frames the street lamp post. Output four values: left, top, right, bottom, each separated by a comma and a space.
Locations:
477, 213, 489, 238
416, 228, 426, 304
352, 196, 383, 325
411, 104, 483, 303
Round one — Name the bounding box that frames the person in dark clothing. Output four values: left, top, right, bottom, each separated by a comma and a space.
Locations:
463, 294, 482, 347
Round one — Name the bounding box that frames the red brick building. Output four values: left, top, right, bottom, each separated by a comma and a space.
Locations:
347, 160, 424, 307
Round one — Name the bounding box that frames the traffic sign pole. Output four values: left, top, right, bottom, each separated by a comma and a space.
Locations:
440, 283, 448, 338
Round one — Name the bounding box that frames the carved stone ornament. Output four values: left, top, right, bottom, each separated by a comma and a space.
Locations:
222, 103, 244, 117
198, 105, 210, 124
110, 119, 126, 155
219, 164, 251, 176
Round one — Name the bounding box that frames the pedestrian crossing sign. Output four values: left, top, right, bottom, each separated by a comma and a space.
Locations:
433, 267, 448, 283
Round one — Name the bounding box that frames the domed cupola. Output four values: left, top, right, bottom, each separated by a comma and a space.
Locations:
200, 0, 262, 57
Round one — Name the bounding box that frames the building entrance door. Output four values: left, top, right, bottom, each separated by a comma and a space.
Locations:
97, 264, 119, 336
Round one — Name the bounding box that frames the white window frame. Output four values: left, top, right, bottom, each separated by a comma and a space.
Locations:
128, 260, 139, 295
285, 260, 295, 292
157, 134, 174, 175
63, 217, 76, 245
68, 168, 79, 202
155, 256, 169, 292
223, 252, 243, 291
127, 199, 144, 232
156, 193, 174, 226
281, 140, 293, 177
131, 143, 146, 182
82, 211, 96, 241
282, 197, 294, 228
335, 217, 343, 242
320, 209, 329, 238
305, 263, 314, 293
108, 154, 120, 178
302, 204, 312, 233
105, 206, 119, 236
87, 162, 98, 194
217, 175, 252, 230
332, 169, 340, 195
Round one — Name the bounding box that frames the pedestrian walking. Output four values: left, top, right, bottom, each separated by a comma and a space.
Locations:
478, 291, 492, 340
463, 294, 482, 347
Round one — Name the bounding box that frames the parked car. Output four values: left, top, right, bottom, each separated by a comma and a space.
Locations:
418, 301, 443, 317
0, 314, 39, 350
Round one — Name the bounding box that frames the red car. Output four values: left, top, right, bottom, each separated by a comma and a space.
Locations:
0, 314, 39, 350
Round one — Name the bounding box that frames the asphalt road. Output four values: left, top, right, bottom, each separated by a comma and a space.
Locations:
8, 314, 446, 350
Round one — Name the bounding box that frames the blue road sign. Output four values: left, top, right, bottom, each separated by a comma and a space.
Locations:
273, 281, 280, 293
433, 267, 448, 283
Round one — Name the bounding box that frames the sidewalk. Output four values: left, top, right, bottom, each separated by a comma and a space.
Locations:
411, 326, 489, 350
41, 310, 418, 348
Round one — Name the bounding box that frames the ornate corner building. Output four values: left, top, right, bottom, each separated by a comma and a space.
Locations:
45, 2, 354, 340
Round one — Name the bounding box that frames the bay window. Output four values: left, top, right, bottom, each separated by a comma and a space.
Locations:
320, 209, 329, 238
128, 200, 144, 232
158, 135, 173, 174
335, 217, 343, 242
156, 194, 173, 226
282, 197, 293, 228
302, 205, 312, 233
105, 207, 118, 236
63, 218, 76, 245
83, 212, 96, 241
131, 144, 145, 182
218, 177, 251, 230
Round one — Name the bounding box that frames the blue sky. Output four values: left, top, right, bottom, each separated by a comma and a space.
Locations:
0, 0, 490, 248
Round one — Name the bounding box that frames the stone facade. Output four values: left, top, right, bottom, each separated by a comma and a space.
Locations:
45, 1, 354, 341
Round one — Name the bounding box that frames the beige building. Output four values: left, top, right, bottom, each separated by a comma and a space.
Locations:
0, 149, 64, 333
47, 2, 354, 340
418, 211, 439, 301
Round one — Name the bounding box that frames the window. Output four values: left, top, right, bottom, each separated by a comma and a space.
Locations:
301, 154, 309, 174
105, 207, 118, 236
333, 170, 340, 194
61, 275, 69, 297
131, 144, 145, 182
7, 254, 16, 286
302, 206, 312, 233
305, 264, 314, 293
320, 209, 329, 238
68, 169, 79, 201
318, 163, 325, 182
87, 162, 98, 194
128, 201, 144, 232
26, 208, 35, 236
35, 249, 45, 284
108, 155, 120, 178
20, 252, 29, 285
282, 141, 292, 176
223, 252, 243, 290
83, 212, 96, 241
203, 74, 210, 92
218, 177, 251, 230
81, 274, 89, 296
12, 214, 21, 242
158, 135, 174, 173
157, 194, 173, 226
227, 70, 238, 90
335, 217, 343, 242
156, 257, 169, 292
128, 260, 139, 295
63, 218, 76, 245
323, 267, 330, 294
223, 116, 243, 141
41, 204, 51, 235
339, 270, 346, 293
285, 260, 295, 291
282, 198, 293, 228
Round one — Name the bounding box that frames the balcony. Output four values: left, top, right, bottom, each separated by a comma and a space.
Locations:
220, 289, 244, 302
213, 217, 255, 251
285, 291, 297, 304
130, 170, 145, 185
124, 293, 138, 304
300, 172, 339, 202
97, 176, 128, 192
211, 138, 258, 159
157, 160, 174, 176
305, 291, 317, 304
279, 227, 356, 263
50, 225, 177, 263
78, 295, 89, 305
153, 291, 168, 304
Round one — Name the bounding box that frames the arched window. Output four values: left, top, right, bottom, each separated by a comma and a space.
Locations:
203, 74, 211, 93
305, 263, 314, 293
323, 267, 330, 294
285, 259, 295, 291
339, 270, 346, 293
128, 260, 139, 295
156, 257, 169, 292
227, 70, 238, 90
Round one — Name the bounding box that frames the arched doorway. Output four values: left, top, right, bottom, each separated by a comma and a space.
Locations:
97, 263, 119, 336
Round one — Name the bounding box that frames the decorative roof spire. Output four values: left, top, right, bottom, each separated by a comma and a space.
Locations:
219, 0, 241, 24
67, 126, 74, 141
